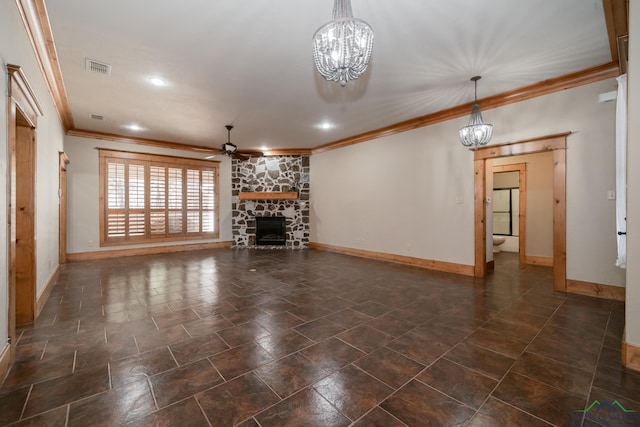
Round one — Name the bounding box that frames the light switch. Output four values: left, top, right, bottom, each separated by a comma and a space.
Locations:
607, 190, 616, 200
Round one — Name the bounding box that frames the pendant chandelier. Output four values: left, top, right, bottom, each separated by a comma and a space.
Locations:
459, 76, 493, 149
312, 0, 374, 87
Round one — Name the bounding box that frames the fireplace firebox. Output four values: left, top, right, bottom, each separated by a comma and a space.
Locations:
255, 216, 286, 246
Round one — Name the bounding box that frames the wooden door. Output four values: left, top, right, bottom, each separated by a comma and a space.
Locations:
7, 65, 42, 359
15, 124, 36, 325
7, 104, 18, 358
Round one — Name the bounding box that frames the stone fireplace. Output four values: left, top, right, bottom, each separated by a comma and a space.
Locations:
232, 155, 310, 248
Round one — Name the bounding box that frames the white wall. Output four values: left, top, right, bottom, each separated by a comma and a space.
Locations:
64, 135, 233, 253
311, 78, 626, 288
625, 1, 640, 347
0, 2, 66, 348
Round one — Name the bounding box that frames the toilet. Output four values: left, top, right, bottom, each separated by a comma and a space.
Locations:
493, 236, 506, 253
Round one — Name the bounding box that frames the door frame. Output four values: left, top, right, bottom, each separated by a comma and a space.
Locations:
59, 152, 69, 264
473, 133, 569, 291
7, 65, 42, 359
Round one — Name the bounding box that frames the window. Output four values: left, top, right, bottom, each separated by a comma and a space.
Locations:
99, 149, 219, 246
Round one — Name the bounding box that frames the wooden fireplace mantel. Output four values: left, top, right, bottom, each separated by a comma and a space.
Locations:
238, 191, 298, 200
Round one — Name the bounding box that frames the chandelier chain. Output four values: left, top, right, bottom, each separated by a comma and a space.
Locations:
333, 0, 353, 19
474, 79, 478, 102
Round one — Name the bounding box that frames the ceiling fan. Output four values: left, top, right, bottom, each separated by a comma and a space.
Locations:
220, 125, 263, 161
193, 125, 263, 160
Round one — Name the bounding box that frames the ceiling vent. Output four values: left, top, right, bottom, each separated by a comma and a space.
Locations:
85, 58, 112, 76
89, 113, 104, 120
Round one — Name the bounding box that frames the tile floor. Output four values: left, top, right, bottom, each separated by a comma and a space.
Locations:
0, 249, 637, 426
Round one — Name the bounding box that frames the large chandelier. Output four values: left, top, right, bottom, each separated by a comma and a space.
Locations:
459, 76, 493, 149
312, 0, 374, 87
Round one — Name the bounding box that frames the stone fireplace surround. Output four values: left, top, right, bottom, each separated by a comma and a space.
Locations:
231, 155, 310, 248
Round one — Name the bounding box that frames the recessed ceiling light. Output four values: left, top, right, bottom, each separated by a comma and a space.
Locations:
260, 146, 268, 151
148, 76, 166, 86
317, 122, 333, 130
126, 124, 144, 131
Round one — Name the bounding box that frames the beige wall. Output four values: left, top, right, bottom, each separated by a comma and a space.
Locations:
625, 1, 639, 347
64, 135, 234, 254
0, 2, 66, 350
494, 152, 554, 258
311, 121, 476, 265
493, 171, 518, 188
311, 78, 626, 288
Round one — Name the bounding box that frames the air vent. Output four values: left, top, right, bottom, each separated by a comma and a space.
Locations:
89, 113, 104, 120
85, 58, 112, 76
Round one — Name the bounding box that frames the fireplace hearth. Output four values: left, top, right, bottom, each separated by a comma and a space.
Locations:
255, 216, 286, 246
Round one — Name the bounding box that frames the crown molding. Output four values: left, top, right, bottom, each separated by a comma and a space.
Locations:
67, 129, 223, 154
312, 62, 619, 154
67, 129, 312, 156
15, 0, 74, 130
602, 0, 629, 67
262, 148, 312, 156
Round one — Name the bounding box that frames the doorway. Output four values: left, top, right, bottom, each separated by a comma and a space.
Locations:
473, 133, 568, 291
492, 163, 526, 265
7, 65, 42, 361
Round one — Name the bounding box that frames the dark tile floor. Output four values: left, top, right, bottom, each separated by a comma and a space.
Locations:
0, 249, 637, 426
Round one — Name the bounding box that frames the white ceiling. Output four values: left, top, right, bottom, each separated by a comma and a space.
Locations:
45, 0, 612, 151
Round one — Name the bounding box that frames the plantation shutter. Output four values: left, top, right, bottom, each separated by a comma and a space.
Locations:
100, 150, 219, 246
